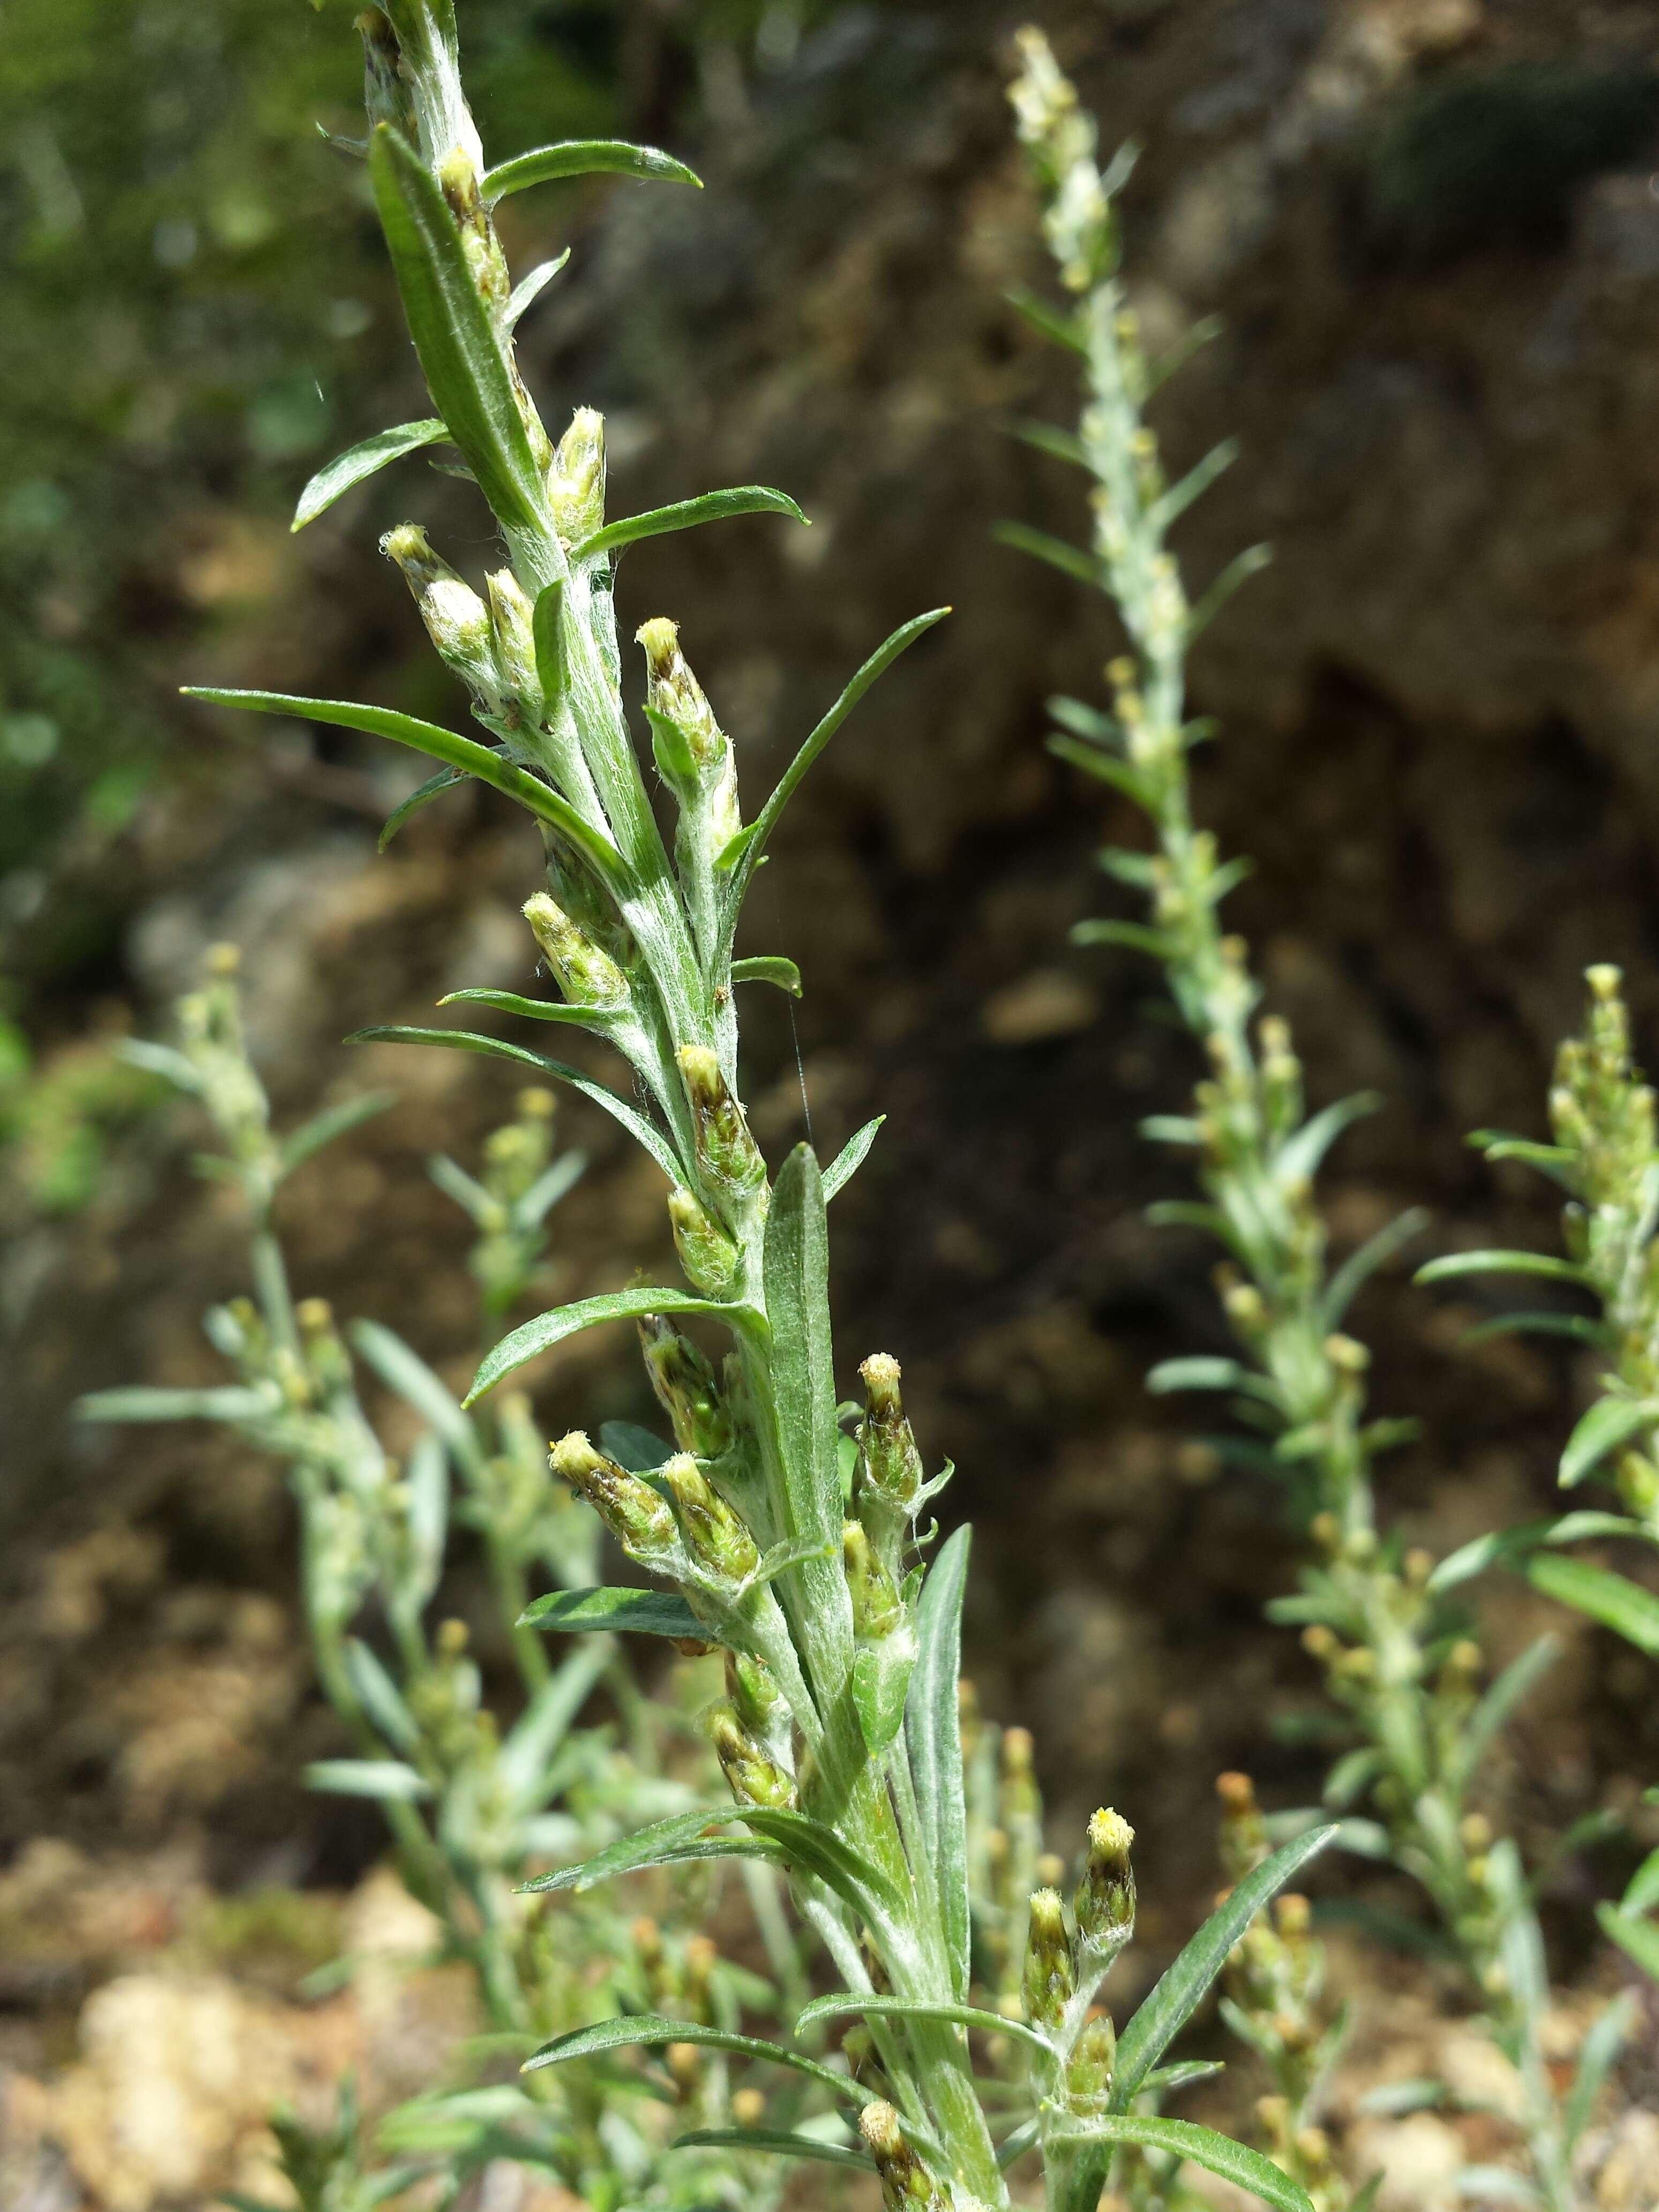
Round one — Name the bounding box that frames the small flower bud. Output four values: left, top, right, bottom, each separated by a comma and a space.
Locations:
1022, 1886, 1075, 2031
662, 1454, 759, 1582
668, 1186, 742, 1299
1587, 962, 1623, 1001
1301, 1624, 1339, 1663
676, 1045, 766, 1192
487, 569, 539, 708
1065, 2011, 1116, 2111
842, 2023, 879, 2082
550, 1431, 677, 1562
382, 525, 502, 704
1036, 1851, 1066, 1889
859, 2102, 935, 2212
842, 1521, 905, 1639
1274, 1893, 1311, 1939
639, 1314, 733, 1457
706, 1700, 796, 1809
1324, 1333, 1370, 1376
523, 892, 629, 1008
638, 618, 725, 773
666, 2041, 701, 2096
731, 2087, 765, 2127
856, 1354, 926, 1522
724, 1648, 783, 1736
1075, 1807, 1135, 1953
549, 408, 606, 547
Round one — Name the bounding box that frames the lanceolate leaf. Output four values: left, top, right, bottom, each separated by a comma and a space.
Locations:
520, 1808, 756, 1893
368, 124, 547, 533
1272, 1092, 1381, 1187
993, 520, 1101, 586
380, 767, 466, 849
1527, 1553, 1659, 1656
730, 956, 804, 998
1415, 1249, 1590, 1289
672, 2129, 872, 2172
1559, 1394, 1657, 1489
78, 1384, 273, 1425
352, 1319, 482, 1475
292, 417, 449, 530
346, 1027, 685, 1188
736, 1806, 903, 1918
506, 249, 570, 328
1111, 1826, 1337, 2108
483, 138, 702, 202
469, 1287, 756, 1404
1597, 1902, 1659, 1982
761, 1148, 852, 1681
574, 486, 807, 564
1050, 2117, 1311, 2212
276, 1089, 398, 1175
518, 1586, 713, 1641
180, 689, 623, 879
793, 1991, 1052, 2058
727, 610, 951, 887
305, 1758, 432, 1803
906, 1524, 972, 2000
437, 987, 621, 1033
823, 1116, 884, 1201
522, 2015, 865, 2102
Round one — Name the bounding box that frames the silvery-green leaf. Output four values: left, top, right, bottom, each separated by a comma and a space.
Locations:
1559, 1395, 1656, 1489
484, 139, 701, 202
1112, 1826, 1337, 2108
369, 124, 545, 532
730, 956, 803, 998
520, 1808, 760, 1894
793, 1991, 1052, 2058
78, 1385, 273, 1424
905, 1523, 972, 2000
1048, 2116, 1312, 2212
518, 1586, 712, 1641
672, 2128, 871, 2171
506, 248, 570, 328
352, 1319, 482, 1477
278, 1090, 397, 1177
305, 1758, 432, 1803
522, 2014, 863, 2102
379, 767, 466, 850
500, 1641, 615, 1805
823, 1116, 884, 1201
470, 1287, 756, 1405
1528, 1553, 1659, 1655
343, 1638, 420, 1752
574, 485, 806, 565
293, 417, 449, 530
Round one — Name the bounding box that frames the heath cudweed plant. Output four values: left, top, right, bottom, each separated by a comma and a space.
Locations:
81, 948, 794, 2212
1007, 25, 1645, 2211
88, 5, 1342, 2210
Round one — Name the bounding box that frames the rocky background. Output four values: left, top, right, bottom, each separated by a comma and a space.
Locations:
5, 0, 1659, 2203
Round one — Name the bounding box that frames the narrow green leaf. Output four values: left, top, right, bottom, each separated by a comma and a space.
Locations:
823, 1116, 884, 1201
730, 956, 803, 998
292, 417, 449, 530
993, 520, 1100, 587
1187, 543, 1272, 638
793, 1991, 1052, 2058
1564, 1991, 1636, 2148
1140, 1115, 1202, 1146
305, 1758, 432, 1803
518, 1586, 713, 1641
512, 1152, 586, 1231
1457, 1310, 1607, 1349
352, 1318, 483, 1476
1003, 285, 1086, 353
346, 1027, 684, 1189
1050, 2117, 1311, 2212
1049, 735, 1154, 808
1146, 1355, 1274, 1401
343, 1638, 421, 1752
1623, 1845, 1659, 1915
1527, 1553, 1659, 1656
1322, 1208, 1430, 1328
734, 1807, 902, 1917
1072, 918, 1173, 958
1112, 1827, 1337, 2108
380, 767, 466, 849
180, 690, 623, 879
1414, 1249, 1589, 1288
506, 249, 571, 328
522, 2015, 863, 2102
500, 1641, 614, 1805
731, 610, 951, 883
1011, 421, 1089, 467
906, 1523, 972, 2000
1273, 1093, 1381, 1187
78, 1385, 273, 1425
368, 125, 546, 533
484, 138, 702, 202
469, 1287, 752, 1404
1151, 437, 1238, 530
437, 987, 619, 1033
1560, 1395, 1657, 1489
761, 1145, 842, 1558
1598, 1902, 1659, 1982
574, 486, 806, 564
1457, 1634, 1559, 1782
521, 1808, 758, 1893
672, 2128, 871, 2172
997, 2118, 1041, 2171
